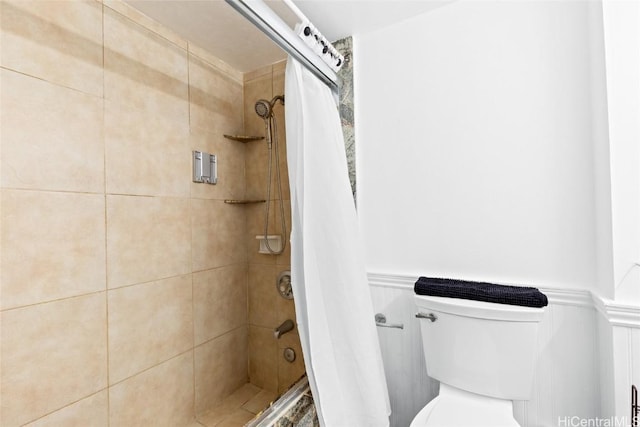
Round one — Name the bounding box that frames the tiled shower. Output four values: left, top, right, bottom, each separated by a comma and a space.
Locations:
0, 1, 303, 425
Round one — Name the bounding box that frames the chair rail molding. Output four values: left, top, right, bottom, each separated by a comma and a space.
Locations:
593, 294, 640, 328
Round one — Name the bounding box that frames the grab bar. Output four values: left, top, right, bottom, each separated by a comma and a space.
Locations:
374, 313, 404, 329
415, 312, 438, 322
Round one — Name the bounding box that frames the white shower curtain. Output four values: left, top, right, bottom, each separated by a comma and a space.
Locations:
285, 57, 391, 427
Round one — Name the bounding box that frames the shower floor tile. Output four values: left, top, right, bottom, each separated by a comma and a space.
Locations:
242, 390, 278, 414
196, 383, 275, 427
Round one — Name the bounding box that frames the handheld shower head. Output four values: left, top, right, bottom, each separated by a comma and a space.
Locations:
255, 99, 272, 119
255, 95, 285, 119
255, 95, 285, 149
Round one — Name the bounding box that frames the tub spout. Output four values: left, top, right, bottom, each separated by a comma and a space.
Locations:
274, 319, 295, 339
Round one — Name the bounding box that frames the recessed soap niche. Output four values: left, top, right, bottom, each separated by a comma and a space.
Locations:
256, 235, 282, 254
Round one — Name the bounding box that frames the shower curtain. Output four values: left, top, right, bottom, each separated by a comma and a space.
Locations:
284, 57, 391, 427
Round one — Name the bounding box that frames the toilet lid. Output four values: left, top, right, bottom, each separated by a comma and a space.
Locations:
410, 385, 520, 427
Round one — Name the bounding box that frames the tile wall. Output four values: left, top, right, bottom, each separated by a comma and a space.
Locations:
243, 62, 305, 394
0, 1, 249, 425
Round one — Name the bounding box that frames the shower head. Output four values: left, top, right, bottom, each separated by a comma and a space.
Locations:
255, 99, 272, 119
255, 95, 285, 119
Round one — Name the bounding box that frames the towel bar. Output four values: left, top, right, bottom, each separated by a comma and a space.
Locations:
374, 313, 404, 329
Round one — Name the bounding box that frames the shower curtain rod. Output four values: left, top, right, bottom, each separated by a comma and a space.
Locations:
224, 0, 339, 93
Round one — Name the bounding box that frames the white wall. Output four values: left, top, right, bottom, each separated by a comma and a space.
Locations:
600, 0, 640, 303
587, 0, 616, 300
355, 1, 598, 291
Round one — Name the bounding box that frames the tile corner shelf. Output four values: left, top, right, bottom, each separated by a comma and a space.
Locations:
223, 134, 265, 143
224, 199, 266, 205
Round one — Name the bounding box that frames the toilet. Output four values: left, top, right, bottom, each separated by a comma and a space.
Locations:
411, 294, 545, 426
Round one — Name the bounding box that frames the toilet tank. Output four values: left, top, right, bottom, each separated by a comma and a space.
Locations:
415, 294, 545, 401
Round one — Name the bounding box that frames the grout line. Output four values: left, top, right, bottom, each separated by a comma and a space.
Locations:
187, 45, 192, 134
0, 289, 107, 313
102, 1, 187, 53
191, 270, 197, 420
194, 324, 248, 350
0, 66, 103, 99
104, 272, 192, 293
20, 388, 109, 426
101, 4, 111, 425
107, 348, 194, 388
246, 263, 251, 383
0, 186, 105, 196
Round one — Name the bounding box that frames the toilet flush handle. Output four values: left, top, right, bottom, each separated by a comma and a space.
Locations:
415, 312, 438, 322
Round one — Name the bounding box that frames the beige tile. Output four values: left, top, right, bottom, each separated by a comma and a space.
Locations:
189, 43, 243, 84
243, 65, 272, 83
191, 199, 246, 271
248, 264, 279, 328
272, 67, 285, 99
105, 100, 190, 197
198, 384, 260, 426
109, 352, 194, 427
244, 75, 273, 200
222, 383, 262, 409
248, 326, 278, 392
24, 391, 108, 427
189, 53, 243, 135
108, 275, 193, 384
242, 389, 278, 414
1, 70, 104, 193
106, 195, 191, 288
190, 129, 245, 201
0, 190, 106, 309
195, 327, 248, 415
193, 265, 247, 346
272, 60, 287, 74
271, 71, 290, 203
277, 326, 300, 350
277, 338, 306, 394
243, 74, 272, 136
278, 359, 306, 394
274, 202, 292, 266
216, 409, 255, 427
246, 141, 289, 204
104, 7, 188, 122
0, 0, 103, 96
103, 0, 187, 50
1, 293, 107, 426
244, 141, 268, 202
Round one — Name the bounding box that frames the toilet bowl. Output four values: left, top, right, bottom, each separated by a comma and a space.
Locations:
411, 294, 545, 427
410, 384, 519, 427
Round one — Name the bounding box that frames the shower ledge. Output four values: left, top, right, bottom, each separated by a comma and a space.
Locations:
224, 199, 266, 205
223, 134, 265, 143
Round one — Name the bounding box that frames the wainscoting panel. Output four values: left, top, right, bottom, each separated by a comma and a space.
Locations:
368, 273, 600, 427
594, 297, 640, 422
633, 329, 640, 390
597, 313, 616, 419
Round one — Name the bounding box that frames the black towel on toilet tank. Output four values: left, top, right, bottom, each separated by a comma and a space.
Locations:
414, 277, 548, 308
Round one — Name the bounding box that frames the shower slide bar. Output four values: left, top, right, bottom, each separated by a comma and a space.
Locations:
224, 0, 339, 93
